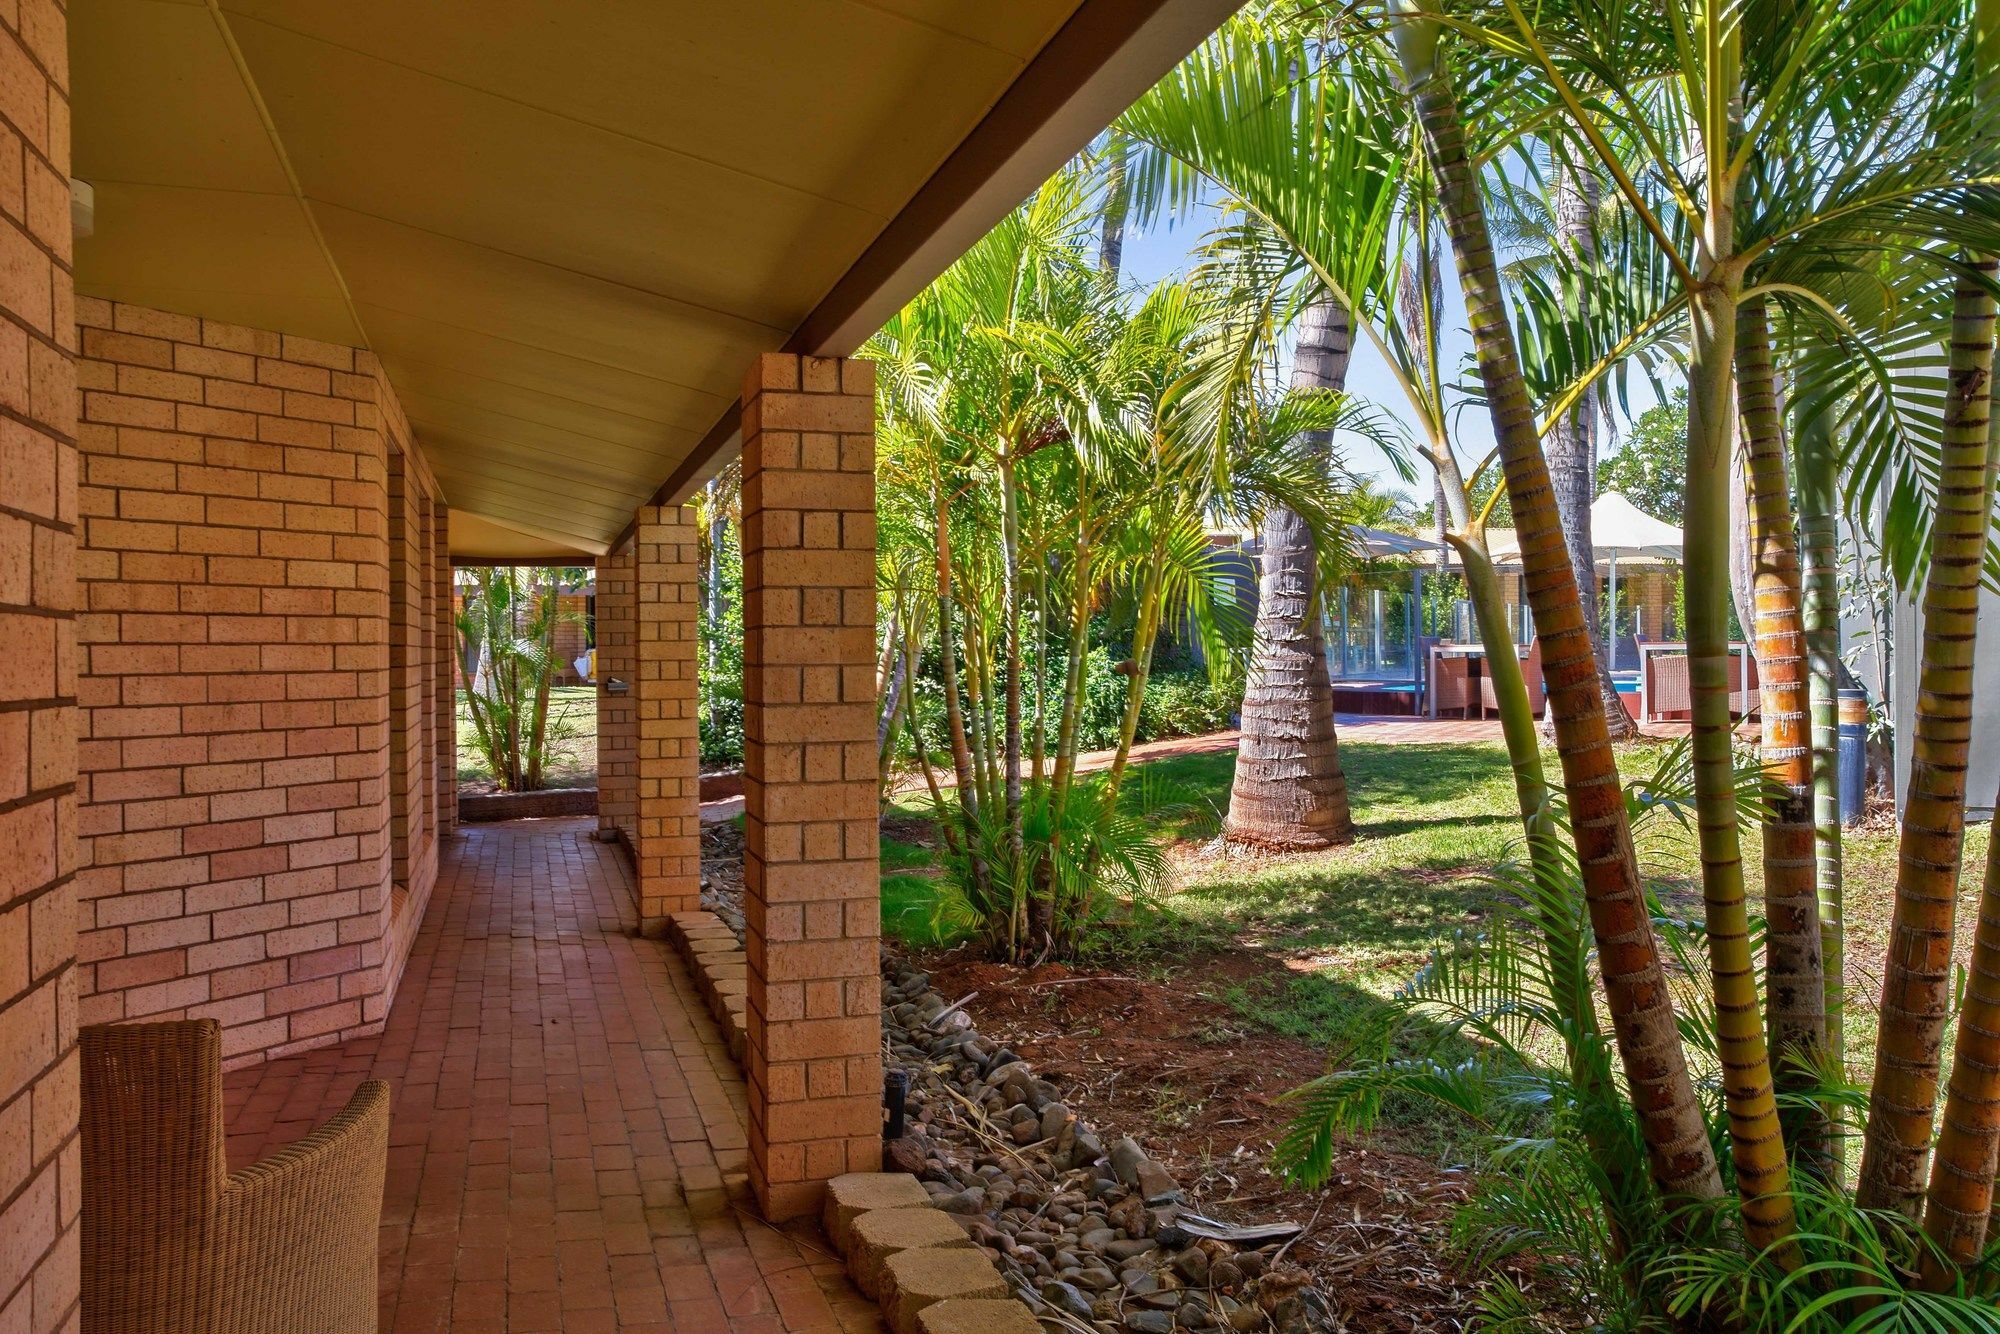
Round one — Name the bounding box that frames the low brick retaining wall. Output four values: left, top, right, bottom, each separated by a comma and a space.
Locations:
456, 787, 597, 822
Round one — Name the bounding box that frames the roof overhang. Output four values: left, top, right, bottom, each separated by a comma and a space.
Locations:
71, 0, 1241, 562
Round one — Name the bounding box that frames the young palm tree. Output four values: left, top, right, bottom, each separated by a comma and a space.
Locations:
1388, 0, 1727, 1223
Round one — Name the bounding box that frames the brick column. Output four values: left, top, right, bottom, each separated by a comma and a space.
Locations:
0, 2, 79, 1326
740, 353, 881, 1220
433, 504, 455, 837
631, 505, 701, 931
594, 543, 636, 850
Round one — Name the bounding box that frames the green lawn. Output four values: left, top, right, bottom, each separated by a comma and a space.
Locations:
455, 685, 598, 791
878, 737, 1990, 1116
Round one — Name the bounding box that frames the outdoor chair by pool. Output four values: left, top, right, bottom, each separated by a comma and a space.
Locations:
1427, 644, 1474, 718
80, 1019, 390, 1334
1478, 638, 1544, 719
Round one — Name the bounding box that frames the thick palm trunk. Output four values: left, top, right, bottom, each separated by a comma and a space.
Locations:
1393, 2, 1724, 1216
1858, 257, 1998, 1218
1737, 298, 1829, 1171
1225, 294, 1356, 848
1545, 160, 1635, 740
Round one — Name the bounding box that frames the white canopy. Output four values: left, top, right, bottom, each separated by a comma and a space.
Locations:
1482, 492, 1680, 568
1589, 492, 1682, 560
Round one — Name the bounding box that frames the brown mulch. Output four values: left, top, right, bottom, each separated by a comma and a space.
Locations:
905, 944, 1494, 1332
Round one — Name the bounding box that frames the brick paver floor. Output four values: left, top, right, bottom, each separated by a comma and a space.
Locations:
222, 818, 882, 1334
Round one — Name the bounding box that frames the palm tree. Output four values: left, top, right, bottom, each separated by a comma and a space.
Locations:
1226, 292, 1357, 848
1118, 16, 1401, 848
1387, 0, 1727, 1222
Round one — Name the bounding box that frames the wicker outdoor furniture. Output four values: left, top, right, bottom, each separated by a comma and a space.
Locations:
1478, 638, 1545, 719
1638, 642, 1759, 724
80, 1019, 390, 1334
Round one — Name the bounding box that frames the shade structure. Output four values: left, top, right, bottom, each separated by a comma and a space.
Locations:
1350, 524, 1447, 560
1590, 492, 1682, 559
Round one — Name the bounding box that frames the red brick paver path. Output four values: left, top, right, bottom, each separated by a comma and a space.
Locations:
223, 818, 882, 1334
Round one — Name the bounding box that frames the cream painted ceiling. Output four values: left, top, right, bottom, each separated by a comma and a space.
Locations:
70, 0, 1087, 555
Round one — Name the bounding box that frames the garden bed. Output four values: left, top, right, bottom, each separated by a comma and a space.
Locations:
901, 944, 1487, 1331
458, 786, 597, 821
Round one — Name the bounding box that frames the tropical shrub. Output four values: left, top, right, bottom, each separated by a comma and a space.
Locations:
455, 566, 586, 792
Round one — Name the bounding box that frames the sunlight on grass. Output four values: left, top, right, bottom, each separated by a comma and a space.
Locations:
877, 736, 1993, 1135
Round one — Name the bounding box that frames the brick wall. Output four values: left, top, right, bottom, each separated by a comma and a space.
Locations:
739, 353, 881, 1219
0, 1, 81, 1325
433, 502, 455, 837
383, 375, 440, 1001
595, 544, 636, 855
74, 300, 443, 1066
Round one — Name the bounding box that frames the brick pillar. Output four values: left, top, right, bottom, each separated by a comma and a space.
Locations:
740, 352, 881, 1220
0, 2, 79, 1326
595, 543, 636, 849
433, 504, 456, 837
632, 505, 701, 931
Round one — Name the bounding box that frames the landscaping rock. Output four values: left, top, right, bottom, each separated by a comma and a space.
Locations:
874, 953, 1344, 1332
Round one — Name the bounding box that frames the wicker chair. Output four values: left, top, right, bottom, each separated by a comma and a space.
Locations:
1478, 639, 1544, 718
1428, 645, 1473, 717
80, 1019, 390, 1334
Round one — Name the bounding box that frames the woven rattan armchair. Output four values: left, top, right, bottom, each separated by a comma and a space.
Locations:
80, 1019, 390, 1334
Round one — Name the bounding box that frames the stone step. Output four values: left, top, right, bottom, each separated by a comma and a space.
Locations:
822, 1172, 931, 1253
846, 1206, 973, 1299
916, 1298, 1043, 1334
882, 1247, 1010, 1334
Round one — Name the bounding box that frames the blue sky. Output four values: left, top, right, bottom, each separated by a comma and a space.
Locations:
1114, 195, 1666, 505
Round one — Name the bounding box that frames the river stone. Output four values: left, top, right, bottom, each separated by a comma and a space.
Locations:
1136, 1160, 1182, 1204
1109, 1135, 1147, 1186
1073, 1265, 1117, 1291
1043, 1280, 1095, 1319
1126, 1313, 1176, 1334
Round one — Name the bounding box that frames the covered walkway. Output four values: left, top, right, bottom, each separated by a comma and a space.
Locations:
222, 820, 882, 1334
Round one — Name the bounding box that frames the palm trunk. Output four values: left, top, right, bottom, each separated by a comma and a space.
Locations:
1796, 409, 1846, 1127
1099, 136, 1132, 282
1857, 255, 1999, 1218
1921, 768, 2000, 1282
1051, 534, 1095, 811
1737, 297, 1829, 1172
933, 488, 998, 935
1545, 159, 1635, 740
1393, 0, 1724, 1216
1225, 293, 1356, 848
707, 485, 728, 686
1687, 247, 1799, 1258
1104, 536, 1170, 799
998, 439, 1027, 937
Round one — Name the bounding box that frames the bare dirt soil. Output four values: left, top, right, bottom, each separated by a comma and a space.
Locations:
906, 944, 1498, 1332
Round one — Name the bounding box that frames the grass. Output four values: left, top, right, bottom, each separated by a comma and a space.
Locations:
877, 736, 1993, 1147
455, 685, 598, 790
